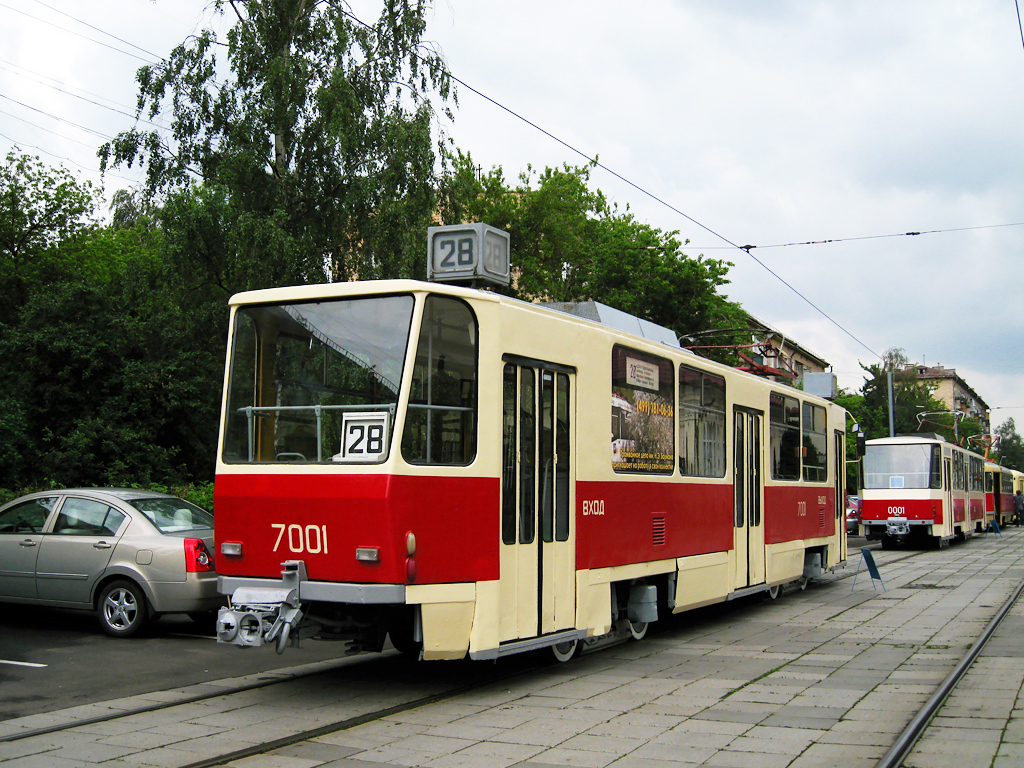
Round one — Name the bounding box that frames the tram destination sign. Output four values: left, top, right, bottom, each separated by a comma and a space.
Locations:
427, 223, 511, 288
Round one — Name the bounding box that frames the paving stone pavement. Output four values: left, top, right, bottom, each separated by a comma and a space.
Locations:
3, 531, 1024, 768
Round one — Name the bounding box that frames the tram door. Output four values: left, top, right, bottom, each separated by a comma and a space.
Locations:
733, 407, 765, 588
944, 458, 953, 527
499, 361, 576, 642
835, 430, 847, 562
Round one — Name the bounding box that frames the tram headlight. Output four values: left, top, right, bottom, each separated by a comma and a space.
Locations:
405, 531, 416, 557
405, 556, 417, 584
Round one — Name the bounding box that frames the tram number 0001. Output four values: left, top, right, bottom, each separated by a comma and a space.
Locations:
888, 506, 906, 515
272, 523, 329, 554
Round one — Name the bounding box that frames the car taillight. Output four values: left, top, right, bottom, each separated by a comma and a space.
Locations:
185, 538, 214, 573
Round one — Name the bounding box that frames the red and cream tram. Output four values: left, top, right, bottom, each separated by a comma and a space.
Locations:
861, 435, 984, 547
214, 227, 848, 661
984, 461, 1018, 529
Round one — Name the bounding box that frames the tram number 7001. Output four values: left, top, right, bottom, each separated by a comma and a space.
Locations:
272, 523, 329, 554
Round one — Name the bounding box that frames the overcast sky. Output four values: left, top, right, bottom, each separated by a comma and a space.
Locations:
3, 1, 1023, 429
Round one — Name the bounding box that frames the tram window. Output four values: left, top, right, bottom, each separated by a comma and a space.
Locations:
801, 402, 827, 483
864, 443, 942, 489
540, 371, 555, 542
769, 393, 800, 480
971, 457, 985, 491
952, 452, 966, 491
555, 372, 571, 542
678, 366, 726, 477
610, 345, 674, 474
402, 296, 478, 465
222, 295, 414, 463
1002, 471, 1014, 494
520, 368, 536, 544
501, 365, 517, 546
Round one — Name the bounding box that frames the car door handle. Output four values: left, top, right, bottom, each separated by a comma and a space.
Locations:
19, 539, 37, 547
93, 541, 112, 549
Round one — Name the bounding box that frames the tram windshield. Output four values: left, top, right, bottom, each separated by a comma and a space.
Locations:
221, 295, 415, 464
864, 443, 942, 490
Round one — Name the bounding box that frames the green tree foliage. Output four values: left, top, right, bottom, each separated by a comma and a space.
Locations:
848, 349, 949, 440
994, 418, 1024, 470
439, 152, 745, 345
0, 150, 102, 320
100, 0, 452, 294
0, 152, 223, 492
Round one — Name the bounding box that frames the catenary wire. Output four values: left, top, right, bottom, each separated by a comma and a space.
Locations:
30, 0, 162, 60
692, 222, 1024, 251
0, 1, 154, 62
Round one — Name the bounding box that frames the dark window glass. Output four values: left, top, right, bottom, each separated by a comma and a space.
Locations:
501, 365, 517, 546
555, 373, 571, 542
801, 402, 827, 483
402, 296, 478, 465
224, 295, 414, 463
679, 366, 726, 477
0, 497, 57, 535
520, 369, 536, 544
770, 393, 801, 480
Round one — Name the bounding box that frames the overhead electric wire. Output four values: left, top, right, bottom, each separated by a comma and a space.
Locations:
693, 221, 1024, 251
0, 127, 137, 185
1017, 0, 1024, 56
0, 106, 99, 149
29, 0, 162, 61
0, 1, 154, 63
0, 61, 167, 128
339, 9, 881, 360
446, 72, 881, 360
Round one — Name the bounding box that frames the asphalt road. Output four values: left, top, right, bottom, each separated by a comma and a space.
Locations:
0, 604, 353, 721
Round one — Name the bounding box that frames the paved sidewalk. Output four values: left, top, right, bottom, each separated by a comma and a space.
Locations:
2, 531, 1024, 768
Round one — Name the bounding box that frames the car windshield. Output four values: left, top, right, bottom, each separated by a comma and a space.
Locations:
128, 498, 214, 533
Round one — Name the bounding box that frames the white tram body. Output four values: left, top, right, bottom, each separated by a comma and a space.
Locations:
862, 435, 984, 547
214, 278, 848, 660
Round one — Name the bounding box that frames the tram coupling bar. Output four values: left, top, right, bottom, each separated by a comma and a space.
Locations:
886, 517, 910, 537
216, 561, 306, 651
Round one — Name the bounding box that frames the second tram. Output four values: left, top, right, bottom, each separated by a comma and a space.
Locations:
861, 434, 984, 548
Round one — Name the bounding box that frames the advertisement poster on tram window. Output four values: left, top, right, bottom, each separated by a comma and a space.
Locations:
611, 345, 675, 474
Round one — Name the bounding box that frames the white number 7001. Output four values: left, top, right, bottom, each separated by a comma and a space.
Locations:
272, 523, 329, 554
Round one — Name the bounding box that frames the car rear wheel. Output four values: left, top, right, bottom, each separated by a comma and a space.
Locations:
98, 580, 148, 637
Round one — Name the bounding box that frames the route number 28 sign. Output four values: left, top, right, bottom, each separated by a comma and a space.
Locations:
427, 223, 511, 288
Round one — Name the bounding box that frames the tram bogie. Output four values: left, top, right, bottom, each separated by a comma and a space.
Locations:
213, 270, 848, 661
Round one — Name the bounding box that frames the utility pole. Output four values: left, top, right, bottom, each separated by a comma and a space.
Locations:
887, 371, 895, 437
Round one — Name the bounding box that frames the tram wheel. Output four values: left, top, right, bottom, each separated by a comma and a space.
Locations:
628, 619, 648, 641
551, 638, 579, 662
797, 576, 810, 591
767, 584, 781, 600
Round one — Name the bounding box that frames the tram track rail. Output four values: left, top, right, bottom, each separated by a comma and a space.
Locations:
875, 572, 1024, 768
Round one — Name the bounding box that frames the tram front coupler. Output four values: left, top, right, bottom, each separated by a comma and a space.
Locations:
216, 560, 308, 653
885, 516, 910, 539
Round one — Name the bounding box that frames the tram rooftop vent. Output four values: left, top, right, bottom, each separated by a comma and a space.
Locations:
541, 300, 682, 349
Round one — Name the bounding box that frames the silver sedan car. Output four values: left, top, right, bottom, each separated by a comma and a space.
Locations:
0, 488, 222, 637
